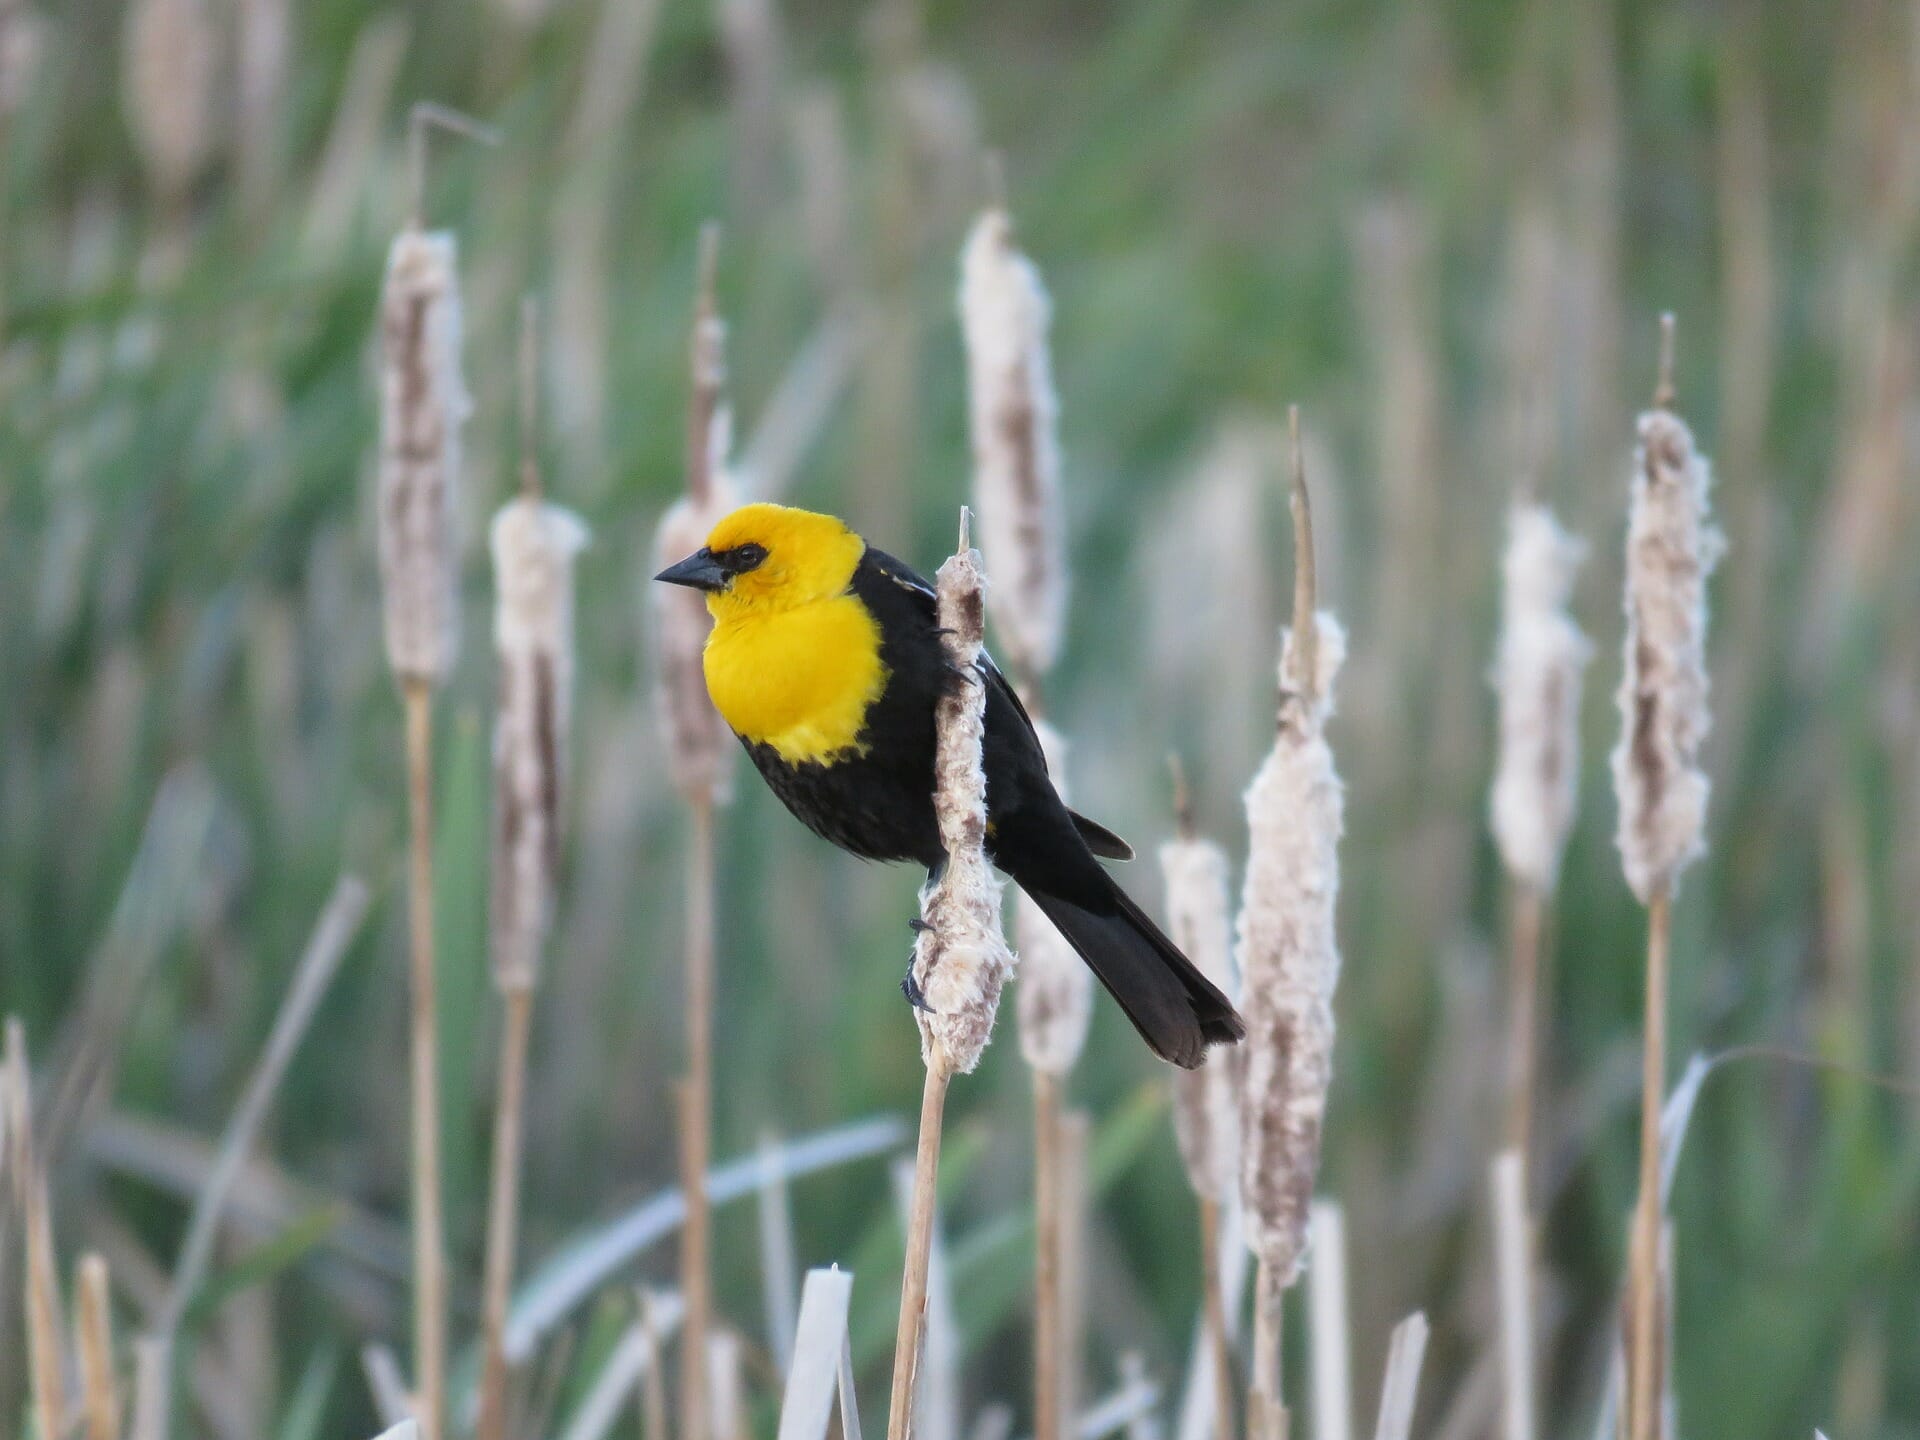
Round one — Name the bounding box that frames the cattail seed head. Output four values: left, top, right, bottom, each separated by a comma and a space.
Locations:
1016, 721, 1092, 1075
912, 517, 1015, 1076
1611, 398, 1723, 903
490, 498, 589, 988
959, 206, 1066, 686
651, 478, 738, 805
121, 0, 215, 201
377, 229, 471, 688
1491, 503, 1593, 894
1161, 831, 1239, 1203
1238, 613, 1346, 1285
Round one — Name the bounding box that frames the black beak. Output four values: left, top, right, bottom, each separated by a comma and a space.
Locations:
654, 548, 729, 593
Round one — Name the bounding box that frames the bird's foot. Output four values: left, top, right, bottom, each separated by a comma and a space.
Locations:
900, 954, 936, 1013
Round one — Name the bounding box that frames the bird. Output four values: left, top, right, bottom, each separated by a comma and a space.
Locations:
655, 501, 1244, 1068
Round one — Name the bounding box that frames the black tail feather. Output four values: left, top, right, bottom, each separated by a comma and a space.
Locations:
1026, 880, 1244, 1068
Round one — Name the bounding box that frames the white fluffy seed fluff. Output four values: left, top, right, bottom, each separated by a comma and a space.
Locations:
959, 207, 1066, 685
1237, 614, 1346, 1286
1016, 721, 1092, 1075
1490, 503, 1593, 894
1611, 407, 1723, 903
1161, 834, 1239, 1203
489, 498, 590, 988
377, 229, 471, 687
651, 473, 739, 805
121, 0, 215, 200
911, 532, 1015, 1076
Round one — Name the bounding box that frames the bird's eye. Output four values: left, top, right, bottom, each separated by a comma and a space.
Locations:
731, 543, 768, 570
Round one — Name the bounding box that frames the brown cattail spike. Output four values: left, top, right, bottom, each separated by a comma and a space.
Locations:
1652, 312, 1677, 412
489, 497, 589, 988
377, 229, 471, 688
960, 203, 1066, 688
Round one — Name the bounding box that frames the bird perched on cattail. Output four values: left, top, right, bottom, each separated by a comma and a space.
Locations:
655, 501, 1244, 1067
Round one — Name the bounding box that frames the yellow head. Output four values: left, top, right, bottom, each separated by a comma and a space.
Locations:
653, 502, 866, 618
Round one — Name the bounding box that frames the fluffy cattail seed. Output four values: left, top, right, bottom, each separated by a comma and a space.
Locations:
1490, 504, 1592, 894
377, 229, 471, 688
1239, 418, 1345, 1286
1016, 722, 1092, 1074
959, 205, 1065, 687
121, 0, 215, 202
489, 498, 589, 988
1611, 332, 1722, 903
1162, 813, 1240, 1204
911, 512, 1015, 1076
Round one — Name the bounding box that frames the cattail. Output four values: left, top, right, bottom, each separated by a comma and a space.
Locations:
377, 228, 471, 689
1616, 318, 1720, 1440
1016, 723, 1091, 1073
1239, 414, 1344, 1440
959, 203, 1065, 689
1161, 773, 1240, 1440
889, 513, 1011, 1440
1611, 327, 1722, 905
1162, 822, 1240, 1205
653, 227, 737, 804
488, 496, 589, 987
910, 522, 1014, 1074
76, 1253, 119, 1440
1491, 505, 1591, 894
120, 0, 214, 203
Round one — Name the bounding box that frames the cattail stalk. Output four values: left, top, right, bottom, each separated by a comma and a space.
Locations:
478, 301, 588, 1440
650, 225, 735, 1440
1238, 412, 1345, 1440
1612, 318, 1719, 1440
77, 1253, 120, 1440
6, 1017, 69, 1440
376, 105, 492, 1440
888, 511, 1013, 1440
1161, 759, 1239, 1440
1491, 502, 1590, 1165
962, 195, 1080, 1440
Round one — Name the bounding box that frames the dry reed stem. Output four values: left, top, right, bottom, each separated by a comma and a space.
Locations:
477, 984, 533, 1440
1197, 1200, 1235, 1440
77, 1253, 119, 1440
1491, 1151, 1535, 1440
404, 677, 449, 1440
1248, 1261, 1285, 1440
8, 1017, 69, 1440
1033, 1071, 1063, 1440
640, 1290, 671, 1440
887, 1060, 954, 1440
678, 793, 718, 1440
1503, 887, 1544, 1164
1370, 1313, 1429, 1440
1307, 1203, 1351, 1440
1626, 888, 1671, 1440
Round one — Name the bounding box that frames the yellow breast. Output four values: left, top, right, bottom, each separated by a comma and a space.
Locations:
704, 594, 888, 765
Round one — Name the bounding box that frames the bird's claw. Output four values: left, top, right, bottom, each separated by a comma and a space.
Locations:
907, 917, 934, 933
900, 961, 936, 1013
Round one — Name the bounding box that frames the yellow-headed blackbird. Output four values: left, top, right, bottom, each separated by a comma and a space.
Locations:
655, 502, 1244, 1068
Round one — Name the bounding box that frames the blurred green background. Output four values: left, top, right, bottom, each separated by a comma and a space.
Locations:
3, 0, 1919, 1435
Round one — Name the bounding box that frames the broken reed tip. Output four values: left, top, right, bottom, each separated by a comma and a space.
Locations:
1653, 312, 1677, 411
1168, 751, 1194, 839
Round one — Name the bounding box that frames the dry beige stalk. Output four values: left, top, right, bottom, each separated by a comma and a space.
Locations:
909, 520, 1015, 1074
1615, 320, 1718, 1440
1491, 505, 1591, 895
488, 497, 589, 988
890, 512, 1012, 1440
120, 0, 214, 202
1611, 332, 1722, 905
7, 1017, 69, 1440
378, 228, 471, 689
1016, 722, 1091, 1074
959, 205, 1065, 689
77, 1252, 120, 1440
1239, 416, 1344, 1440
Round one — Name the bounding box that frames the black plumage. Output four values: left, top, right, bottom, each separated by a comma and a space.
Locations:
741, 547, 1244, 1069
